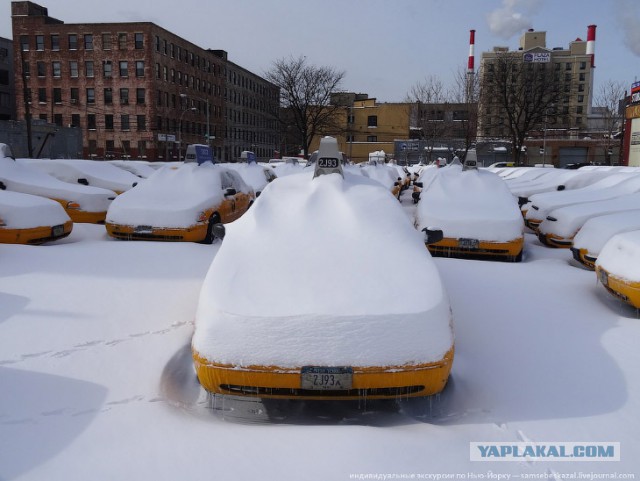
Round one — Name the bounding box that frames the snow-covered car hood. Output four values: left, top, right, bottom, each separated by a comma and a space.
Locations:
415, 167, 523, 242
0, 158, 115, 212
193, 171, 453, 367
221, 163, 274, 193
597, 230, 640, 283
106, 163, 234, 228
0, 190, 70, 228
573, 210, 640, 256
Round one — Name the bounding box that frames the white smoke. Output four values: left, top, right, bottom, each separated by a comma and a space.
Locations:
615, 0, 640, 57
486, 0, 543, 40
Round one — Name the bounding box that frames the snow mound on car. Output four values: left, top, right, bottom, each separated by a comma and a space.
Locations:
597, 230, 640, 282
0, 190, 70, 228
416, 168, 523, 242
573, 210, 640, 257
106, 163, 224, 228
193, 171, 453, 367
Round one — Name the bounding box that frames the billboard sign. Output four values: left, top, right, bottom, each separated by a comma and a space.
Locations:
523, 52, 551, 63
631, 81, 640, 105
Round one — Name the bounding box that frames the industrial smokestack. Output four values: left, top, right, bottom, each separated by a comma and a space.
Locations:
468, 29, 476, 74
587, 24, 596, 67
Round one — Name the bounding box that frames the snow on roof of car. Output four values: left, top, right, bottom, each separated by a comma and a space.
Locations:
0, 190, 70, 228
573, 210, 640, 257
360, 163, 401, 190
415, 167, 523, 242
106, 163, 228, 228
20, 158, 141, 192
0, 157, 115, 212
221, 162, 273, 192
597, 230, 640, 282
193, 171, 453, 367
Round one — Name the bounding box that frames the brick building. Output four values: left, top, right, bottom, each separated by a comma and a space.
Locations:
11, 1, 279, 161
0, 36, 15, 120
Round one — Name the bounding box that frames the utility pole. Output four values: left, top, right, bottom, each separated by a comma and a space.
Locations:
20, 46, 33, 158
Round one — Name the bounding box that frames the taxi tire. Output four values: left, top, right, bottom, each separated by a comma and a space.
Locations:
203, 214, 221, 244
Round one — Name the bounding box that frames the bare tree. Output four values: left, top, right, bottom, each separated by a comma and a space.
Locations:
265, 56, 345, 158
479, 53, 561, 164
405, 75, 452, 163
594, 79, 626, 165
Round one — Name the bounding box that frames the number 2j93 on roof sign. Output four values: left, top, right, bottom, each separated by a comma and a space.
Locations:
523, 52, 551, 63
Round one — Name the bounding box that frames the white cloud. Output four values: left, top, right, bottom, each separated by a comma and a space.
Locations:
486, 0, 543, 40
615, 0, 640, 57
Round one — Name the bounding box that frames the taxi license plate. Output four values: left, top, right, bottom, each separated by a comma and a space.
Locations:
134, 225, 153, 233
301, 366, 353, 390
458, 238, 479, 249
52, 225, 64, 237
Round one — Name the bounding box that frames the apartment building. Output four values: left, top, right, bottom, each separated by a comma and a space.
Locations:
0, 36, 15, 120
478, 27, 595, 139
11, 1, 279, 161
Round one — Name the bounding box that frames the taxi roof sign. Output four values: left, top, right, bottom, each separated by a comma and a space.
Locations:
313, 136, 343, 179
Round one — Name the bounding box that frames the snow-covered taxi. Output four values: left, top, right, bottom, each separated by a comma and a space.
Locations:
0, 190, 72, 244
106, 162, 254, 243
192, 137, 454, 400
596, 230, 640, 309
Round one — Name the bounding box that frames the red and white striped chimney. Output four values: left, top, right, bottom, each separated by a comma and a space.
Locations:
586, 24, 596, 67
468, 29, 476, 74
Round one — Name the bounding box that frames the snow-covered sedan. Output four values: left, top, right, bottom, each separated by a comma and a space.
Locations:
222, 162, 276, 197
20, 158, 141, 194
0, 153, 116, 224
570, 210, 640, 269
192, 137, 454, 400
106, 162, 254, 244
537, 192, 640, 248
596, 230, 640, 309
0, 190, 72, 244
415, 164, 524, 262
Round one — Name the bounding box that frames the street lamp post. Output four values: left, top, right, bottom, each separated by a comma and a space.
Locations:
178, 107, 196, 162
180, 93, 210, 150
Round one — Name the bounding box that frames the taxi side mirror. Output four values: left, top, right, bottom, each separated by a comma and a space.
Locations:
422, 227, 444, 245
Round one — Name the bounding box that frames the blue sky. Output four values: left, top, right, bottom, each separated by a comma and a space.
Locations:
2, 0, 639, 102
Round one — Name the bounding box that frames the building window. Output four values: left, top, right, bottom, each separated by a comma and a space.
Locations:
118, 33, 127, 50
154, 36, 160, 52
157, 90, 162, 106
156, 116, 162, 131
163, 66, 168, 81
88, 140, 97, 156
105, 114, 114, 130
134, 33, 144, 49
121, 114, 130, 131
104, 88, 113, 104
155, 63, 160, 80
122, 141, 131, 157
87, 114, 96, 130
120, 88, 129, 105
367, 135, 378, 142
576, 117, 582, 125
38, 88, 47, 103
577, 106, 583, 114
20, 35, 29, 51
135, 61, 144, 78
67, 61, 77, 79
54, 114, 63, 127
136, 88, 145, 104
103, 60, 113, 77
578, 84, 585, 92
51, 34, 60, 51
367, 115, 378, 127
106, 140, 115, 156
580, 61, 586, 70
39, 114, 47, 122
70, 88, 79, 104
138, 141, 147, 158
170, 43, 175, 58
163, 39, 168, 55
85, 61, 94, 77
68, 34, 78, 50
36, 35, 45, 51
578, 95, 584, 103
86, 88, 95, 104
102, 33, 112, 50
22, 61, 30, 77
84, 34, 94, 50
37, 61, 46, 77
579, 73, 586, 81
53, 88, 62, 104
71, 114, 80, 127
119, 61, 128, 77
137, 115, 146, 130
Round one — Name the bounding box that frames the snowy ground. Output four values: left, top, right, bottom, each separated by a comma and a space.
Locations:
1, 188, 639, 480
